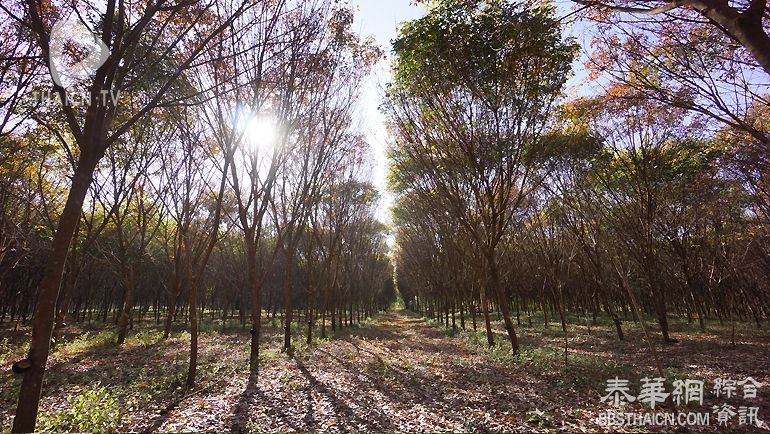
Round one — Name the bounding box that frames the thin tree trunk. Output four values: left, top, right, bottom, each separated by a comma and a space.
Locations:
247, 240, 261, 380
282, 250, 294, 354
117, 268, 136, 345
489, 255, 519, 354
186, 278, 199, 388
479, 280, 494, 347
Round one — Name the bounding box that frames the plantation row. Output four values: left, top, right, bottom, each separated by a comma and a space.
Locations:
0, 0, 394, 430
388, 1, 770, 353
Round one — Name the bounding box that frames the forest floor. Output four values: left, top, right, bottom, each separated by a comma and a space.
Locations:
2, 310, 770, 432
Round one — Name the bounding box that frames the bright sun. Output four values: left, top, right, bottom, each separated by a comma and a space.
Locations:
245, 116, 278, 153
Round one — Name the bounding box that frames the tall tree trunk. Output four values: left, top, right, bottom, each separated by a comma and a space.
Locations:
12, 157, 98, 433
55, 260, 79, 329
282, 249, 294, 354
52, 261, 80, 350
186, 279, 199, 388
163, 297, 177, 338
321, 286, 328, 339
306, 288, 314, 345
488, 253, 519, 354
604, 301, 624, 341
656, 296, 672, 342
247, 239, 261, 380
471, 296, 477, 331
116, 267, 136, 345
163, 273, 181, 338
479, 280, 494, 347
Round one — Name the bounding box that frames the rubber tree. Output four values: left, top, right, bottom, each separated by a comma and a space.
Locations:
385, 0, 578, 354
8, 0, 251, 429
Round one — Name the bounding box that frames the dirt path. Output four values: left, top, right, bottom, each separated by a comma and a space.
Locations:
143, 312, 577, 432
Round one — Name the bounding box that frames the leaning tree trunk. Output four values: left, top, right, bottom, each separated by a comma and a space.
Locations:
695, 0, 770, 79
12, 156, 98, 433
488, 253, 519, 354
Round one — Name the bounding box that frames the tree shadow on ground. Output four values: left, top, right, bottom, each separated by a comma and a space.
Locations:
229, 376, 263, 433
295, 360, 397, 431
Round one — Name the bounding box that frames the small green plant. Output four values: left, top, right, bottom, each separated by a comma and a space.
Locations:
198, 320, 224, 335
37, 387, 122, 433
259, 348, 279, 364
129, 329, 163, 347
518, 346, 561, 371
526, 408, 553, 428
461, 329, 517, 363
0, 337, 30, 365
0, 337, 10, 359
128, 369, 174, 405
57, 330, 117, 356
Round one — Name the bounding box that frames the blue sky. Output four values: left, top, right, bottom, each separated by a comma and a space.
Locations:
346, 1, 592, 225
348, 0, 427, 225
349, 0, 426, 47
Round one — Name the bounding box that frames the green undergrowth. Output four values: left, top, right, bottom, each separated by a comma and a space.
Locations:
54, 330, 117, 356
1, 313, 382, 433
424, 315, 628, 388
322, 316, 377, 340
0, 337, 29, 374
36, 386, 121, 433
27, 344, 234, 433
420, 310, 762, 397
2, 329, 238, 432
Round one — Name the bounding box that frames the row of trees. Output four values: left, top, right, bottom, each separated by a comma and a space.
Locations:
389, 0, 769, 352
0, 0, 394, 431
